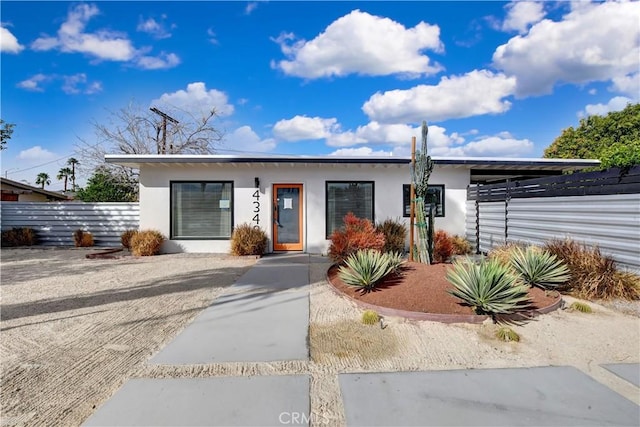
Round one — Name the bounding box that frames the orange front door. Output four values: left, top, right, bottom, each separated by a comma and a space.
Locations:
273, 184, 303, 251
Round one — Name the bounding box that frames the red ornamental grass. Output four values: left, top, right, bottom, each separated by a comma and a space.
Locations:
328, 212, 385, 263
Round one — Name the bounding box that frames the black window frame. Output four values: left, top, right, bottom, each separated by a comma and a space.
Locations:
170, 180, 234, 240
325, 181, 375, 238
403, 184, 445, 218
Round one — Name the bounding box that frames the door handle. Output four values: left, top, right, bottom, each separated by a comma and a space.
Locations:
274, 200, 282, 227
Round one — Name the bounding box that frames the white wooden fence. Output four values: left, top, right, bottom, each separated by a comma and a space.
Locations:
1, 202, 139, 247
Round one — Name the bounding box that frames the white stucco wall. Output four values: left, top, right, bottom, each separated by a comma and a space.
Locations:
138, 163, 470, 254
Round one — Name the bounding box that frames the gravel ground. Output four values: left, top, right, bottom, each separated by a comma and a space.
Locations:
1, 249, 638, 427
0, 248, 255, 426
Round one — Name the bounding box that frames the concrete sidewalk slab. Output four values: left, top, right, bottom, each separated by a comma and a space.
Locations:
151, 288, 309, 363
232, 262, 309, 291
602, 363, 640, 387
83, 375, 310, 426
339, 366, 639, 426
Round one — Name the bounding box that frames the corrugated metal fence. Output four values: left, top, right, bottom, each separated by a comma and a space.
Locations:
1, 202, 139, 247
466, 166, 640, 272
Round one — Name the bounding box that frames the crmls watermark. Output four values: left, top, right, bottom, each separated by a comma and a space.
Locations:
279, 411, 330, 425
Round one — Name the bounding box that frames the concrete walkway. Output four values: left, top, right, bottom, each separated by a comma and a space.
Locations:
84, 254, 639, 426
85, 254, 311, 426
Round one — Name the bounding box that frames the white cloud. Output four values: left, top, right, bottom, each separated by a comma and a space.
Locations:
325, 122, 417, 147
17, 146, 57, 163
137, 16, 173, 39
61, 73, 103, 94
245, 2, 259, 15
136, 52, 180, 70
16, 73, 50, 91
578, 96, 634, 118
152, 82, 234, 117
17, 73, 101, 94
459, 135, 533, 157
272, 9, 443, 79
502, 1, 545, 34
273, 116, 339, 141
362, 70, 516, 123
1, 25, 24, 53
207, 28, 218, 45
31, 4, 136, 61
30, 4, 180, 70
329, 147, 393, 157
436, 134, 534, 157
611, 72, 639, 98
221, 126, 276, 153
493, 1, 640, 96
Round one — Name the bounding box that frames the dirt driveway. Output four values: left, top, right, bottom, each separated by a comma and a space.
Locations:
0, 248, 255, 426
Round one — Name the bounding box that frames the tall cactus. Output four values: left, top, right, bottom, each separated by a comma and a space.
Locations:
410, 121, 435, 264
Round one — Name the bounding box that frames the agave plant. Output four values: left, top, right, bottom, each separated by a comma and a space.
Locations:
338, 249, 404, 292
447, 258, 531, 315
510, 246, 571, 290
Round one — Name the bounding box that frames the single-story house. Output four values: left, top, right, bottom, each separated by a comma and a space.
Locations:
105, 154, 599, 254
0, 177, 71, 202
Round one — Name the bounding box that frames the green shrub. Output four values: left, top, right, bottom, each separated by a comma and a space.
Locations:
329, 213, 385, 264
451, 235, 473, 255
230, 223, 267, 256
361, 310, 380, 325
509, 246, 571, 290
73, 229, 94, 247
1, 227, 38, 247
120, 229, 139, 249
544, 238, 640, 300
495, 326, 520, 342
130, 229, 165, 256
569, 301, 593, 313
375, 218, 406, 254
338, 249, 404, 292
447, 258, 531, 315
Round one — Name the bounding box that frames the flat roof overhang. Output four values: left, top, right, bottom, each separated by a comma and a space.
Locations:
106, 154, 599, 169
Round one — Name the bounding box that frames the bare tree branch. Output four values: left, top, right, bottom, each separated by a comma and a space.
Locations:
75, 101, 225, 179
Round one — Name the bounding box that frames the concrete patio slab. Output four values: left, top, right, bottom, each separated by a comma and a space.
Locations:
339, 366, 639, 426
83, 375, 310, 426
602, 363, 640, 388
151, 288, 309, 363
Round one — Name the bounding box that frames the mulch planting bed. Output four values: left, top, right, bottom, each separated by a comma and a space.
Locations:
327, 262, 560, 317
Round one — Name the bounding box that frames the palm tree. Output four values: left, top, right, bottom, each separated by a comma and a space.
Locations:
35, 172, 51, 189
67, 157, 79, 191
57, 167, 73, 192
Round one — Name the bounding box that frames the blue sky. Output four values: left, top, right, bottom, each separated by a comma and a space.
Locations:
1, 1, 639, 190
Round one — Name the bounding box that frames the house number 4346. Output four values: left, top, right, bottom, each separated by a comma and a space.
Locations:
252, 190, 260, 228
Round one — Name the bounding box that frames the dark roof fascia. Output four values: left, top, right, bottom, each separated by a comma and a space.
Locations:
0, 177, 70, 200
105, 155, 600, 169
106, 155, 410, 165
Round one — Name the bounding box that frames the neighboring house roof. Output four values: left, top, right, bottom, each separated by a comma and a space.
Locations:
105, 154, 601, 183
0, 177, 71, 201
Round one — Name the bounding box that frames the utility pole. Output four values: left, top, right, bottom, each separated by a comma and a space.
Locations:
150, 107, 179, 154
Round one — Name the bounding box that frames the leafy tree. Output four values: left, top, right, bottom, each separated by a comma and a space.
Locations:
35, 172, 51, 189
1, 119, 15, 151
67, 157, 79, 191
57, 167, 73, 192
75, 167, 137, 202
544, 103, 640, 168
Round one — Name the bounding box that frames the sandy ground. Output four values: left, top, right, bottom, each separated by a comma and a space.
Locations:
0, 248, 256, 426
1, 249, 638, 426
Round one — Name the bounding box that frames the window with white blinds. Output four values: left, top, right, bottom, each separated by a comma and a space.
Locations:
171, 181, 233, 239
325, 181, 374, 237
